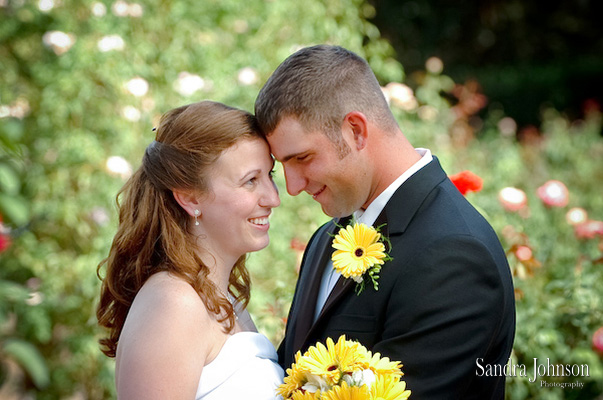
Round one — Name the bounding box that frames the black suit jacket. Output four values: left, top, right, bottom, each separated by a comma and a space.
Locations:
278, 157, 516, 399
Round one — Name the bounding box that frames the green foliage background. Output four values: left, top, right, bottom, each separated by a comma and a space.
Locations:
1, 0, 602, 399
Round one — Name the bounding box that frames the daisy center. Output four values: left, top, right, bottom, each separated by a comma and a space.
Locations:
354, 247, 365, 258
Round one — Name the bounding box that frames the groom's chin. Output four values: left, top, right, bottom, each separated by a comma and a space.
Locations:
319, 203, 351, 219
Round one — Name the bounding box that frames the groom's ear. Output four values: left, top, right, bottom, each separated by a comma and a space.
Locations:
343, 111, 368, 150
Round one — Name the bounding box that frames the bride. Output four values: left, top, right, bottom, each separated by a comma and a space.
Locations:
96, 101, 284, 399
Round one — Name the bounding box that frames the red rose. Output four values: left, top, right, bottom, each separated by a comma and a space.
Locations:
290, 238, 307, 252
0, 234, 10, 253
449, 170, 483, 195
593, 327, 603, 356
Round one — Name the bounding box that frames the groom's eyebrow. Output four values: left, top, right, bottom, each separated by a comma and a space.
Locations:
280, 151, 306, 163
280, 153, 296, 163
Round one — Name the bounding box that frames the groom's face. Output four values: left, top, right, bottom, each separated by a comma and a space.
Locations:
267, 116, 367, 217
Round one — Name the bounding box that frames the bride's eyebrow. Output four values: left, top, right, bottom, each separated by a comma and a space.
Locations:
239, 169, 261, 182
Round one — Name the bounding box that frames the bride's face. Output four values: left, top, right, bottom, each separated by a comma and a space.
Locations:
196, 137, 280, 263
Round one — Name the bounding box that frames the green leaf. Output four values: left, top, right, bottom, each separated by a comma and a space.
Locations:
2, 339, 50, 389
0, 193, 29, 226
0, 164, 21, 195
0, 279, 30, 303
0, 119, 24, 142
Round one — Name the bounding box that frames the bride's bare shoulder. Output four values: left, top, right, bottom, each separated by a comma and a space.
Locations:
115, 272, 215, 397
116, 271, 217, 367
133, 271, 209, 320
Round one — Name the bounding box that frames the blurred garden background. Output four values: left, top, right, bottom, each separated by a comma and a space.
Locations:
1, 0, 602, 398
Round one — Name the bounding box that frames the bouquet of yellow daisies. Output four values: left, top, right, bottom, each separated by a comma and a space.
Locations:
277, 335, 411, 400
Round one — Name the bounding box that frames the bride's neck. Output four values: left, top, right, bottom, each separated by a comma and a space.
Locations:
198, 251, 236, 293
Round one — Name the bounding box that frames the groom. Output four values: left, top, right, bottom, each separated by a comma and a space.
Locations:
255, 45, 515, 399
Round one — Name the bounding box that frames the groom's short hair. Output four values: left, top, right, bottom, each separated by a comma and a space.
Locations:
255, 45, 397, 145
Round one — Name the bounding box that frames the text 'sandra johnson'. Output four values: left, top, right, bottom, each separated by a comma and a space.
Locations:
476, 358, 589, 383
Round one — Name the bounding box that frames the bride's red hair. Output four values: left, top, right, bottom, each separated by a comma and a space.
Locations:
96, 101, 262, 357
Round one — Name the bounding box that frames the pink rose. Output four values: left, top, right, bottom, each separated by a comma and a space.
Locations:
537, 180, 569, 208
515, 246, 533, 262
498, 187, 527, 212
574, 220, 603, 240
566, 207, 588, 226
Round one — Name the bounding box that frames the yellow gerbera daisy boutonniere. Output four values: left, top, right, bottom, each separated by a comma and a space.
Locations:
331, 222, 392, 295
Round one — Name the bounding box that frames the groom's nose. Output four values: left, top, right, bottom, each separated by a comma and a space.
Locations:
283, 165, 305, 196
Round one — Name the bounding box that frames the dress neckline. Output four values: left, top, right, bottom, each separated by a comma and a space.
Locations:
205, 331, 272, 368
195, 331, 283, 399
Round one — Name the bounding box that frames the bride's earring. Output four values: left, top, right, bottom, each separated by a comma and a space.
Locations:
194, 209, 200, 226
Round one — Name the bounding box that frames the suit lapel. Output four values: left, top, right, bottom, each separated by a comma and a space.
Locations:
313, 274, 354, 324
290, 218, 343, 354
381, 156, 448, 235
373, 208, 389, 236
302, 215, 355, 345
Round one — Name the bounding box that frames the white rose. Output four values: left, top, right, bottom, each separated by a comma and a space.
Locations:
301, 373, 331, 393
342, 369, 376, 387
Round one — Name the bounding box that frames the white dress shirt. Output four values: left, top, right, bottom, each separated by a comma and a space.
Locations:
313, 148, 433, 320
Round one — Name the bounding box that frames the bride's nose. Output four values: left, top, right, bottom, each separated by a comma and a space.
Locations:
260, 179, 280, 208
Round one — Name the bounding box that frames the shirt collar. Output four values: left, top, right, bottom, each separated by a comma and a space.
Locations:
354, 148, 432, 226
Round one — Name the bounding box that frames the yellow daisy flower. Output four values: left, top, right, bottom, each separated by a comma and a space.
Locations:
370, 375, 411, 400
332, 223, 386, 280
365, 351, 404, 378
332, 336, 371, 373
291, 390, 321, 400
295, 338, 341, 384
321, 381, 370, 400
278, 363, 308, 398
300, 336, 373, 379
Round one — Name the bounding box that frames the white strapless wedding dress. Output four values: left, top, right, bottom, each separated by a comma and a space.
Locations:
195, 331, 284, 399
